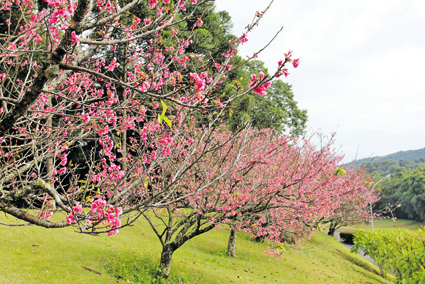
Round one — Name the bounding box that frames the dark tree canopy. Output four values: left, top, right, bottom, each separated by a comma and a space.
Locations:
373, 166, 425, 221
397, 167, 425, 221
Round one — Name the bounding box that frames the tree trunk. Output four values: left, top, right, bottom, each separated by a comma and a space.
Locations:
159, 245, 174, 279
328, 222, 336, 236
227, 228, 237, 257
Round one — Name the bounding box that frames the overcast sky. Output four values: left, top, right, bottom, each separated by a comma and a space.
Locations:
215, 0, 425, 163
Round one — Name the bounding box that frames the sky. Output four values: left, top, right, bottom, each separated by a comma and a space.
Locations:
215, 0, 425, 163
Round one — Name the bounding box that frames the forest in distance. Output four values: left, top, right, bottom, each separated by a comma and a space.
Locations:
342, 147, 425, 222
343, 147, 425, 170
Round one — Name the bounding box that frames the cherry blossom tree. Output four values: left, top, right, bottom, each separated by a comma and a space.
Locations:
141, 129, 355, 277
0, 0, 371, 279
318, 167, 399, 237
0, 0, 300, 235
223, 142, 384, 257
318, 167, 378, 236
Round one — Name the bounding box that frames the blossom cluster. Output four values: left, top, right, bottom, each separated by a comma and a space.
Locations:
66, 198, 123, 236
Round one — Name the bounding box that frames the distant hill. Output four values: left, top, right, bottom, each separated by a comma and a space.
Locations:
343, 147, 425, 168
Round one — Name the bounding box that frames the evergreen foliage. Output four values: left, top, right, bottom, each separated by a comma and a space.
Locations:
346, 148, 425, 222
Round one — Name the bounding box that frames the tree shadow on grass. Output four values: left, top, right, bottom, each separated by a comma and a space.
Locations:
334, 249, 392, 282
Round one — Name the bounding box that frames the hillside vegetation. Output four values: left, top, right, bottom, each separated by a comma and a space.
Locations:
341, 147, 425, 223
344, 147, 425, 169
0, 214, 392, 284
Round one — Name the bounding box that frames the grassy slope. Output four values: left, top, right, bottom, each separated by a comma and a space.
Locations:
0, 214, 392, 284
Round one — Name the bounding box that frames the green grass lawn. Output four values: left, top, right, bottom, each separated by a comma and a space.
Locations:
0, 213, 393, 283
343, 219, 424, 231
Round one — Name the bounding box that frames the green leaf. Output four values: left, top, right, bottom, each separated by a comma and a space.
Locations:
160, 100, 167, 116
158, 114, 172, 129
333, 167, 346, 176
163, 116, 172, 129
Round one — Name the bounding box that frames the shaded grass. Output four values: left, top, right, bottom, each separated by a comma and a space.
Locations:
105, 252, 190, 283
0, 214, 393, 283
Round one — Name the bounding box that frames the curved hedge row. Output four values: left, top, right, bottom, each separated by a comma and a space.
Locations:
352, 228, 425, 283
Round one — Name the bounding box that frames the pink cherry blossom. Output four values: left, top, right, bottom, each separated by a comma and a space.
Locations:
73, 203, 83, 214
70, 31, 79, 45
249, 72, 271, 95
292, 58, 300, 68
284, 50, 293, 59
91, 199, 106, 218
115, 207, 123, 217
144, 18, 152, 25
66, 214, 75, 224
148, 0, 157, 8
41, 212, 53, 219
239, 33, 248, 45
107, 57, 119, 72
81, 113, 90, 123
196, 18, 203, 27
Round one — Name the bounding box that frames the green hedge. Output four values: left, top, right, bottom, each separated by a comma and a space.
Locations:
353, 228, 425, 283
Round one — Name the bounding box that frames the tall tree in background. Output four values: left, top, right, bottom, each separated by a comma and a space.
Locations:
91, 3, 306, 134
396, 166, 425, 221
228, 60, 307, 135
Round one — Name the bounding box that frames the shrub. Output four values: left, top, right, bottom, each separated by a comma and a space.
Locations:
353, 228, 425, 282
